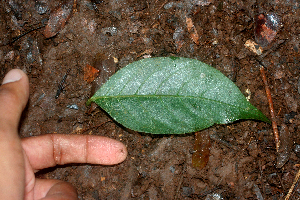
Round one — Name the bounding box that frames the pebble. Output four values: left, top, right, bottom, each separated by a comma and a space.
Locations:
164, 2, 175, 9
285, 93, 298, 112
101, 27, 118, 36
294, 144, 300, 158
274, 70, 285, 79
35, 0, 48, 15
182, 187, 194, 197
205, 193, 223, 200
4, 51, 14, 60
67, 104, 79, 110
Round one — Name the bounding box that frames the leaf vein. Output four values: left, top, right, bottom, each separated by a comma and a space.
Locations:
153, 64, 186, 95
134, 68, 161, 95
93, 94, 252, 113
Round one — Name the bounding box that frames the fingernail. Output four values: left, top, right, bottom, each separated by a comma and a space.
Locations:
2, 69, 23, 85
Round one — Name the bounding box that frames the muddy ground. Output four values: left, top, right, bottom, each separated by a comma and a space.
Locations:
1, 0, 300, 199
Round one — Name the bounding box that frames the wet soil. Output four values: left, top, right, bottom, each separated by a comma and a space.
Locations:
1, 0, 300, 199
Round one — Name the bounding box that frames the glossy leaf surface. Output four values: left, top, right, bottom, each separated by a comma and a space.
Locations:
87, 57, 270, 134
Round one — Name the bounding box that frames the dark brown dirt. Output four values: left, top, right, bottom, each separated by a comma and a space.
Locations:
1, 0, 300, 199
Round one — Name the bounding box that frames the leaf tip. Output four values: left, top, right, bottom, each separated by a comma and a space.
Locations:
264, 117, 272, 124
257, 112, 271, 124
86, 98, 93, 106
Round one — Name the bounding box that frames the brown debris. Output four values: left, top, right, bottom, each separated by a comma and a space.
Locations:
192, 130, 211, 169
185, 16, 200, 45
43, 0, 75, 38
255, 13, 280, 47
84, 64, 100, 83
90, 53, 117, 94
245, 39, 263, 55
276, 124, 292, 168
285, 167, 300, 200
173, 27, 185, 52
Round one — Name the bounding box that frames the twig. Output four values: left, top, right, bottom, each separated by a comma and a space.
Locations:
55, 68, 71, 99
0, 24, 45, 46
285, 168, 300, 200
9, 25, 45, 45
260, 66, 280, 151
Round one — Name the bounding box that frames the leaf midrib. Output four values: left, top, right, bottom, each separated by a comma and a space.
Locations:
92, 94, 251, 111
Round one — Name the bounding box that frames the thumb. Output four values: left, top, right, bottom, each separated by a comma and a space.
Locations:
0, 69, 29, 199
0, 69, 29, 132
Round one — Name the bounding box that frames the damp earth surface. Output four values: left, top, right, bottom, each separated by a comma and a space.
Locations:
1, 0, 300, 199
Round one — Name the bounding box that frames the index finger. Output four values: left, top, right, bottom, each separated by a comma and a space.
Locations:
21, 134, 127, 171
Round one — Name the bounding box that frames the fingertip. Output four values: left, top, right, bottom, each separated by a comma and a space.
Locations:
2, 69, 23, 85
111, 139, 128, 164
88, 136, 128, 165
0, 69, 29, 133
0, 69, 29, 109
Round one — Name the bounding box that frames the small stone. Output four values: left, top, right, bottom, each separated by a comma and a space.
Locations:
205, 193, 223, 200
67, 104, 79, 110
182, 187, 194, 196
274, 70, 285, 79
4, 51, 15, 60
294, 144, 300, 158
164, 2, 174, 9
285, 93, 298, 112
35, 1, 48, 15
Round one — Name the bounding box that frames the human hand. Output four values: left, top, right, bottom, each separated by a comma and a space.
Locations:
0, 69, 127, 200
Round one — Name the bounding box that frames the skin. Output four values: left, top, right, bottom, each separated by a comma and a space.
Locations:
0, 69, 127, 200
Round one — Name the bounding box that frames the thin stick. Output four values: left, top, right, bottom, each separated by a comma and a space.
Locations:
9, 25, 45, 45
260, 66, 280, 151
285, 168, 300, 200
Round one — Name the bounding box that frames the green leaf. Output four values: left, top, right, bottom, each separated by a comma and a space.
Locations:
87, 57, 270, 134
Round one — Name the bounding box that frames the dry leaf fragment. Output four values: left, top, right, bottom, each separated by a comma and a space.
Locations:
173, 27, 185, 52
84, 64, 100, 83
276, 124, 292, 168
244, 39, 263, 55
192, 130, 211, 169
43, 0, 75, 38
255, 13, 280, 47
186, 17, 200, 45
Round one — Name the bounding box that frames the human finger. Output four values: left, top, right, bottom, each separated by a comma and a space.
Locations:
0, 69, 30, 199
0, 69, 29, 132
33, 179, 78, 200
22, 134, 127, 171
